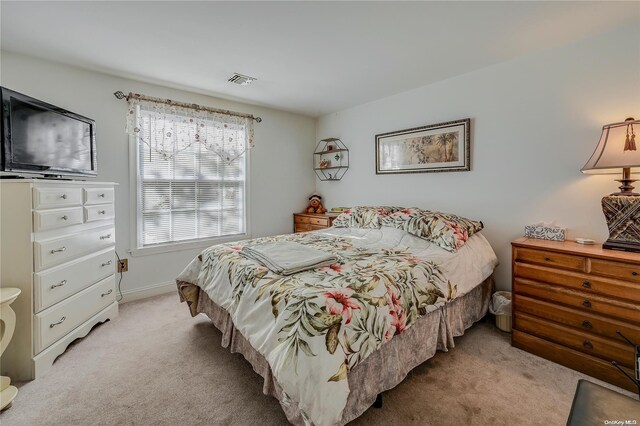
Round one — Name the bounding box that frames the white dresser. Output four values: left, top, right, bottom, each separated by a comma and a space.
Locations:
0, 179, 118, 380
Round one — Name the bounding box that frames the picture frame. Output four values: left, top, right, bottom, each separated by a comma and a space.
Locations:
375, 118, 471, 174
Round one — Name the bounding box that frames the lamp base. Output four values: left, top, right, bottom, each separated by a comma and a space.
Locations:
601, 195, 640, 252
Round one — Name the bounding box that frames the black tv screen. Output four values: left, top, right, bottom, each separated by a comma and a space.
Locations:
1, 87, 97, 177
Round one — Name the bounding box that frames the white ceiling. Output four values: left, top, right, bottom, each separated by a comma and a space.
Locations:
2, 1, 639, 117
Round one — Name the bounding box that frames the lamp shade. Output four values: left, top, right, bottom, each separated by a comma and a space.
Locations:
581, 118, 640, 174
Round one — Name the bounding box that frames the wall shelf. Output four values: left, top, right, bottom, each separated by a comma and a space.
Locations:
314, 138, 349, 181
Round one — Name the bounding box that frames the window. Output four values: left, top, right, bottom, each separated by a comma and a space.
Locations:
130, 100, 249, 252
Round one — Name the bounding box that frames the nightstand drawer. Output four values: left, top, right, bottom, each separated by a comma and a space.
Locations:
515, 247, 586, 272
309, 217, 329, 226
590, 258, 640, 284
294, 215, 310, 224
514, 263, 640, 303
295, 224, 312, 233
515, 312, 636, 369
514, 294, 640, 344
514, 279, 640, 324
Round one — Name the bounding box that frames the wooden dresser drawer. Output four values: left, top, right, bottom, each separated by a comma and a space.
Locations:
84, 187, 115, 205
295, 224, 312, 233
34, 226, 115, 271
33, 207, 84, 232
514, 263, 640, 303
590, 258, 640, 284
515, 247, 586, 272
515, 312, 636, 369
294, 215, 310, 224
84, 204, 115, 222
514, 279, 640, 324
514, 294, 640, 344
34, 249, 115, 312
34, 275, 116, 354
309, 217, 330, 226
32, 187, 83, 209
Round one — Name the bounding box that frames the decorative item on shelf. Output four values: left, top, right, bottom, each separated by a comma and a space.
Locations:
314, 138, 349, 181
582, 117, 640, 252
375, 118, 471, 174
524, 222, 566, 241
305, 193, 326, 214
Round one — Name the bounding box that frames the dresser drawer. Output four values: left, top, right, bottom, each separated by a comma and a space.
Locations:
514, 312, 636, 369
84, 187, 115, 205
309, 217, 329, 226
84, 204, 115, 222
295, 224, 312, 233
590, 258, 640, 284
34, 249, 115, 312
33, 207, 84, 232
514, 247, 586, 272
34, 226, 115, 271
513, 294, 640, 344
294, 215, 310, 224
514, 263, 640, 303
34, 275, 116, 354
514, 279, 640, 324
33, 187, 83, 209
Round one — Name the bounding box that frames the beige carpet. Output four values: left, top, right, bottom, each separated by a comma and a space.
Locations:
1, 292, 636, 426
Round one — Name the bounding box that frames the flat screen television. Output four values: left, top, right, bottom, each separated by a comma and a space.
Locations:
1, 87, 97, 178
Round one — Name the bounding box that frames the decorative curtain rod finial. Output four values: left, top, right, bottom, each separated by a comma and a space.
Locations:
113, 91, 127, 100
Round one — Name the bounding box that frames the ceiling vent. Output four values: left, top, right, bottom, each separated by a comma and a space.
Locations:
228, 73, 257, 86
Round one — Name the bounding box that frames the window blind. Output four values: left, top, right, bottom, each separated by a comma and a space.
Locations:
136, 107, 247, 247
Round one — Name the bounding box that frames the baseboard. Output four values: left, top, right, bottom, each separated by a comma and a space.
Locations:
120, 281, 177, 303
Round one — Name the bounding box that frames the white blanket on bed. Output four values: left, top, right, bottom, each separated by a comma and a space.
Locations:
241, 241, 338, 275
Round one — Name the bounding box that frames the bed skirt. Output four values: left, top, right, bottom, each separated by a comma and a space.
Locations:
177, 276, 494, 425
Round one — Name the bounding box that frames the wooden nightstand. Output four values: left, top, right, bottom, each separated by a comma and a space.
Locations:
511, 237, 640, 392
293, 213, 339, 233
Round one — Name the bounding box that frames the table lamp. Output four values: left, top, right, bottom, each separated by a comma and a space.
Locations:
582, 117, 640, 252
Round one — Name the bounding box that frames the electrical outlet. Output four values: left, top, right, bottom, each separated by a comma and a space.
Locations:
117, 258, 128, 273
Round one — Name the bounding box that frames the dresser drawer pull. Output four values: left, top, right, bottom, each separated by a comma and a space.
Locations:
99, 234, 112, 240
582, 340, 593, 350
98, 210, 106, 215
101, 260, 112, 267
50, 246, 67, 254
101, 289, 113, 297
50, 317, 66, 328
544, 257, 552, 262
61, 215, 68, 221
581, 280, 591, 289
50, 280, 67, 289
581, 320, 593, 329
98, 193, 105, 198
582, 300, 592, 308
632, 271, 638, 276
60, 194, 67, 200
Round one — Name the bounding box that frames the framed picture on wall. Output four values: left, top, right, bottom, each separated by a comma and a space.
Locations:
375, 118, 471, 174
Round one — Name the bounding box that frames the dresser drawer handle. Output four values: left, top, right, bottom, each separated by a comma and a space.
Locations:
632, 271, 638, 276
101, 289, 113, 297
50, 246, 66, 254
582, 280, 591, 289
101, 260, 112, 267
581, 320, 593, 329
50, 317, 66, 328
98, 210, 106, 215
60, 194, 67, 199
98, 193, 105, 198
544, 257, 552, 262
99, 234, 112, 240
50, 280, 67, 289
582, 340, 593, 350
61, 215, 68, 221
582, 300, 592, 308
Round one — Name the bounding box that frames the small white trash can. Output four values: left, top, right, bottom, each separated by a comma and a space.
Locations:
489, 291, 512, 332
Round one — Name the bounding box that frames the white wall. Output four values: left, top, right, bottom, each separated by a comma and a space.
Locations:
1, 51, 316, 298
316, 24, 640, 290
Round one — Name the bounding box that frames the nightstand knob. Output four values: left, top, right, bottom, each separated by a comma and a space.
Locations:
582, 300, 592, 308
582, 280, 591, 289
582, 340, 593, 350
582, 320, 593, 329
632, 271, 638, 276
544, 257, 551, 262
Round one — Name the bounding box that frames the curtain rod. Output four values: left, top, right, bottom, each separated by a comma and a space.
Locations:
113, 91, 262, 123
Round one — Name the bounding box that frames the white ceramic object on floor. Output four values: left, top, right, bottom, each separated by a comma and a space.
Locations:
0, 287, 20, 410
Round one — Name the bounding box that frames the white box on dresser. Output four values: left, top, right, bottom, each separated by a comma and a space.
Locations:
0, 179, 118, 380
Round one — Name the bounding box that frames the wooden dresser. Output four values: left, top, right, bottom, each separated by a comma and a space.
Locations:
511, 237, 640, 392
1, 180, 118, 380
293, 213, 338, 233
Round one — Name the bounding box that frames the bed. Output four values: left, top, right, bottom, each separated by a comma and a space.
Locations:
177, 208, 498, 426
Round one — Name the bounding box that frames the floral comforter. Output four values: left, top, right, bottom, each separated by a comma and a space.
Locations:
180, 231, 463, 425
